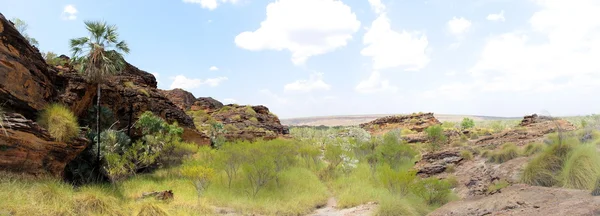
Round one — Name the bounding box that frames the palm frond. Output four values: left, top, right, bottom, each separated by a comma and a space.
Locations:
115, 41, 130, 54
85, 20, 107, 44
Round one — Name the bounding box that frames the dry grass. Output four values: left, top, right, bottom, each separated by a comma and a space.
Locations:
37, 103, 80, 142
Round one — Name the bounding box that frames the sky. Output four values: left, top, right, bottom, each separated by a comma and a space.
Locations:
2, 0, 599, 119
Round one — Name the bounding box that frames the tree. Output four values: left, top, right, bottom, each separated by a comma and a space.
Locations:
70, 21, 130, 167
11, 18, 39, 47
461, 118, 475, 130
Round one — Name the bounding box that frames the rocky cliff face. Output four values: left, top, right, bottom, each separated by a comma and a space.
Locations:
0, 13, 56, 120
359, 112, 442, 133
0, 14, 86, 176
161, 89, 289, 141
0, 13, 209, 176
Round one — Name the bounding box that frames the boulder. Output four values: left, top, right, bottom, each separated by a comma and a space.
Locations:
0, 113, 87, 176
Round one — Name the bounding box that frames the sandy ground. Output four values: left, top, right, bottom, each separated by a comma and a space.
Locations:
307, 197, 377, 216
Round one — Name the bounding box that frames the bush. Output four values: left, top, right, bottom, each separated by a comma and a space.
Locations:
461, 118, 475, 130
560, 144, 600, 190
37, 103, 80, 142
181, 165, 215, 197
42, 52, 67, 66
425, 125, 447, 152
489, 143, 519, 163
445, 164, 456, 173
460, 150, 473, 160
245, 106, 257, 116
377, 164, 416, 195
377, 131, 418, 170
411, 177, 452, 206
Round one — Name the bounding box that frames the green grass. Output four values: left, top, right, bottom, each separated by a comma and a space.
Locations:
460, 150, 473, 160
332, 163, 388, 208
488, 143, 520, 163
523, 142, 545, 156
37, 103, 80, 142
560, 144, 600, 190
487, 179, 510, 193
521, 140, 575, 187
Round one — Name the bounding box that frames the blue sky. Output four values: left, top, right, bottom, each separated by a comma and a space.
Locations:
2, 0, 599, 118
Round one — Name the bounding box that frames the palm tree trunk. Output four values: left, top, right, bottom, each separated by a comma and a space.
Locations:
96, 83, 101, 167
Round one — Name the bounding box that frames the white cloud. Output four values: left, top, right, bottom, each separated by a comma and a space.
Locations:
61, 5, 78, 20
368, 0, 386, 14
234, 0, 361, 65
470, 0, 600, 93
222, 98, 237, 104
445, 70, 457, 76
487, 10, 505, 22
355, 71, 398, 94
421, 83, 476, 101
182, 0, 239, 10
209, 66, 219, 71
169, 75, 228, 89
361, 4, 429, 71
259, 89, 288, 104
284, 72, 331, 92
447, 17, 472, 35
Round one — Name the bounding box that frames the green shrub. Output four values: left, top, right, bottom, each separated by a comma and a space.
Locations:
232, 115, 242, 121
377, 131, 418, 170
460, 150, 473, 160
489, 143, 519, 163
523, 142, 545, 156
425, 125, 447, 152
249, 117, 258, 122
377, 164, 416, 195
181, 165, 215, 197
411, 177, 452, 206
461, 118, 475, 130
560, 144, 600, 190
42, 52, 67, 66
37, 103, 80, 142
445, 164, 456, 173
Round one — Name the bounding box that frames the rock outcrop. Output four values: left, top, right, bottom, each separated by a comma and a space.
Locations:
359, 112, 441, 134
0, 13, 55, 120
475, 114, 576, 147
0, 14, 88, 176
161, 89, 289, 141
53, 59, 209, 145
159, 88, 223, 112
0, 12, 210, 177
0, 113, 87, 176
430, 184, 600, 216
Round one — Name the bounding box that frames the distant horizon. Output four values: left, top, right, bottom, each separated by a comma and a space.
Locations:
279, 112, 590, 120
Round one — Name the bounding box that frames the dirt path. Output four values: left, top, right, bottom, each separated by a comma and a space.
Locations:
307, 197, 377, 216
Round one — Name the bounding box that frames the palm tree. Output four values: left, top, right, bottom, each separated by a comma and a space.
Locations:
70, 21, 130, 167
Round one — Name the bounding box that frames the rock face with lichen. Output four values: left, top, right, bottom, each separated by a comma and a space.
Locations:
161, 88, 289, 141
359, 112, 442, 134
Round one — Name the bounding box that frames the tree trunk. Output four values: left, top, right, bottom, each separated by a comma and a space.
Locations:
96, 84, 101, 167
